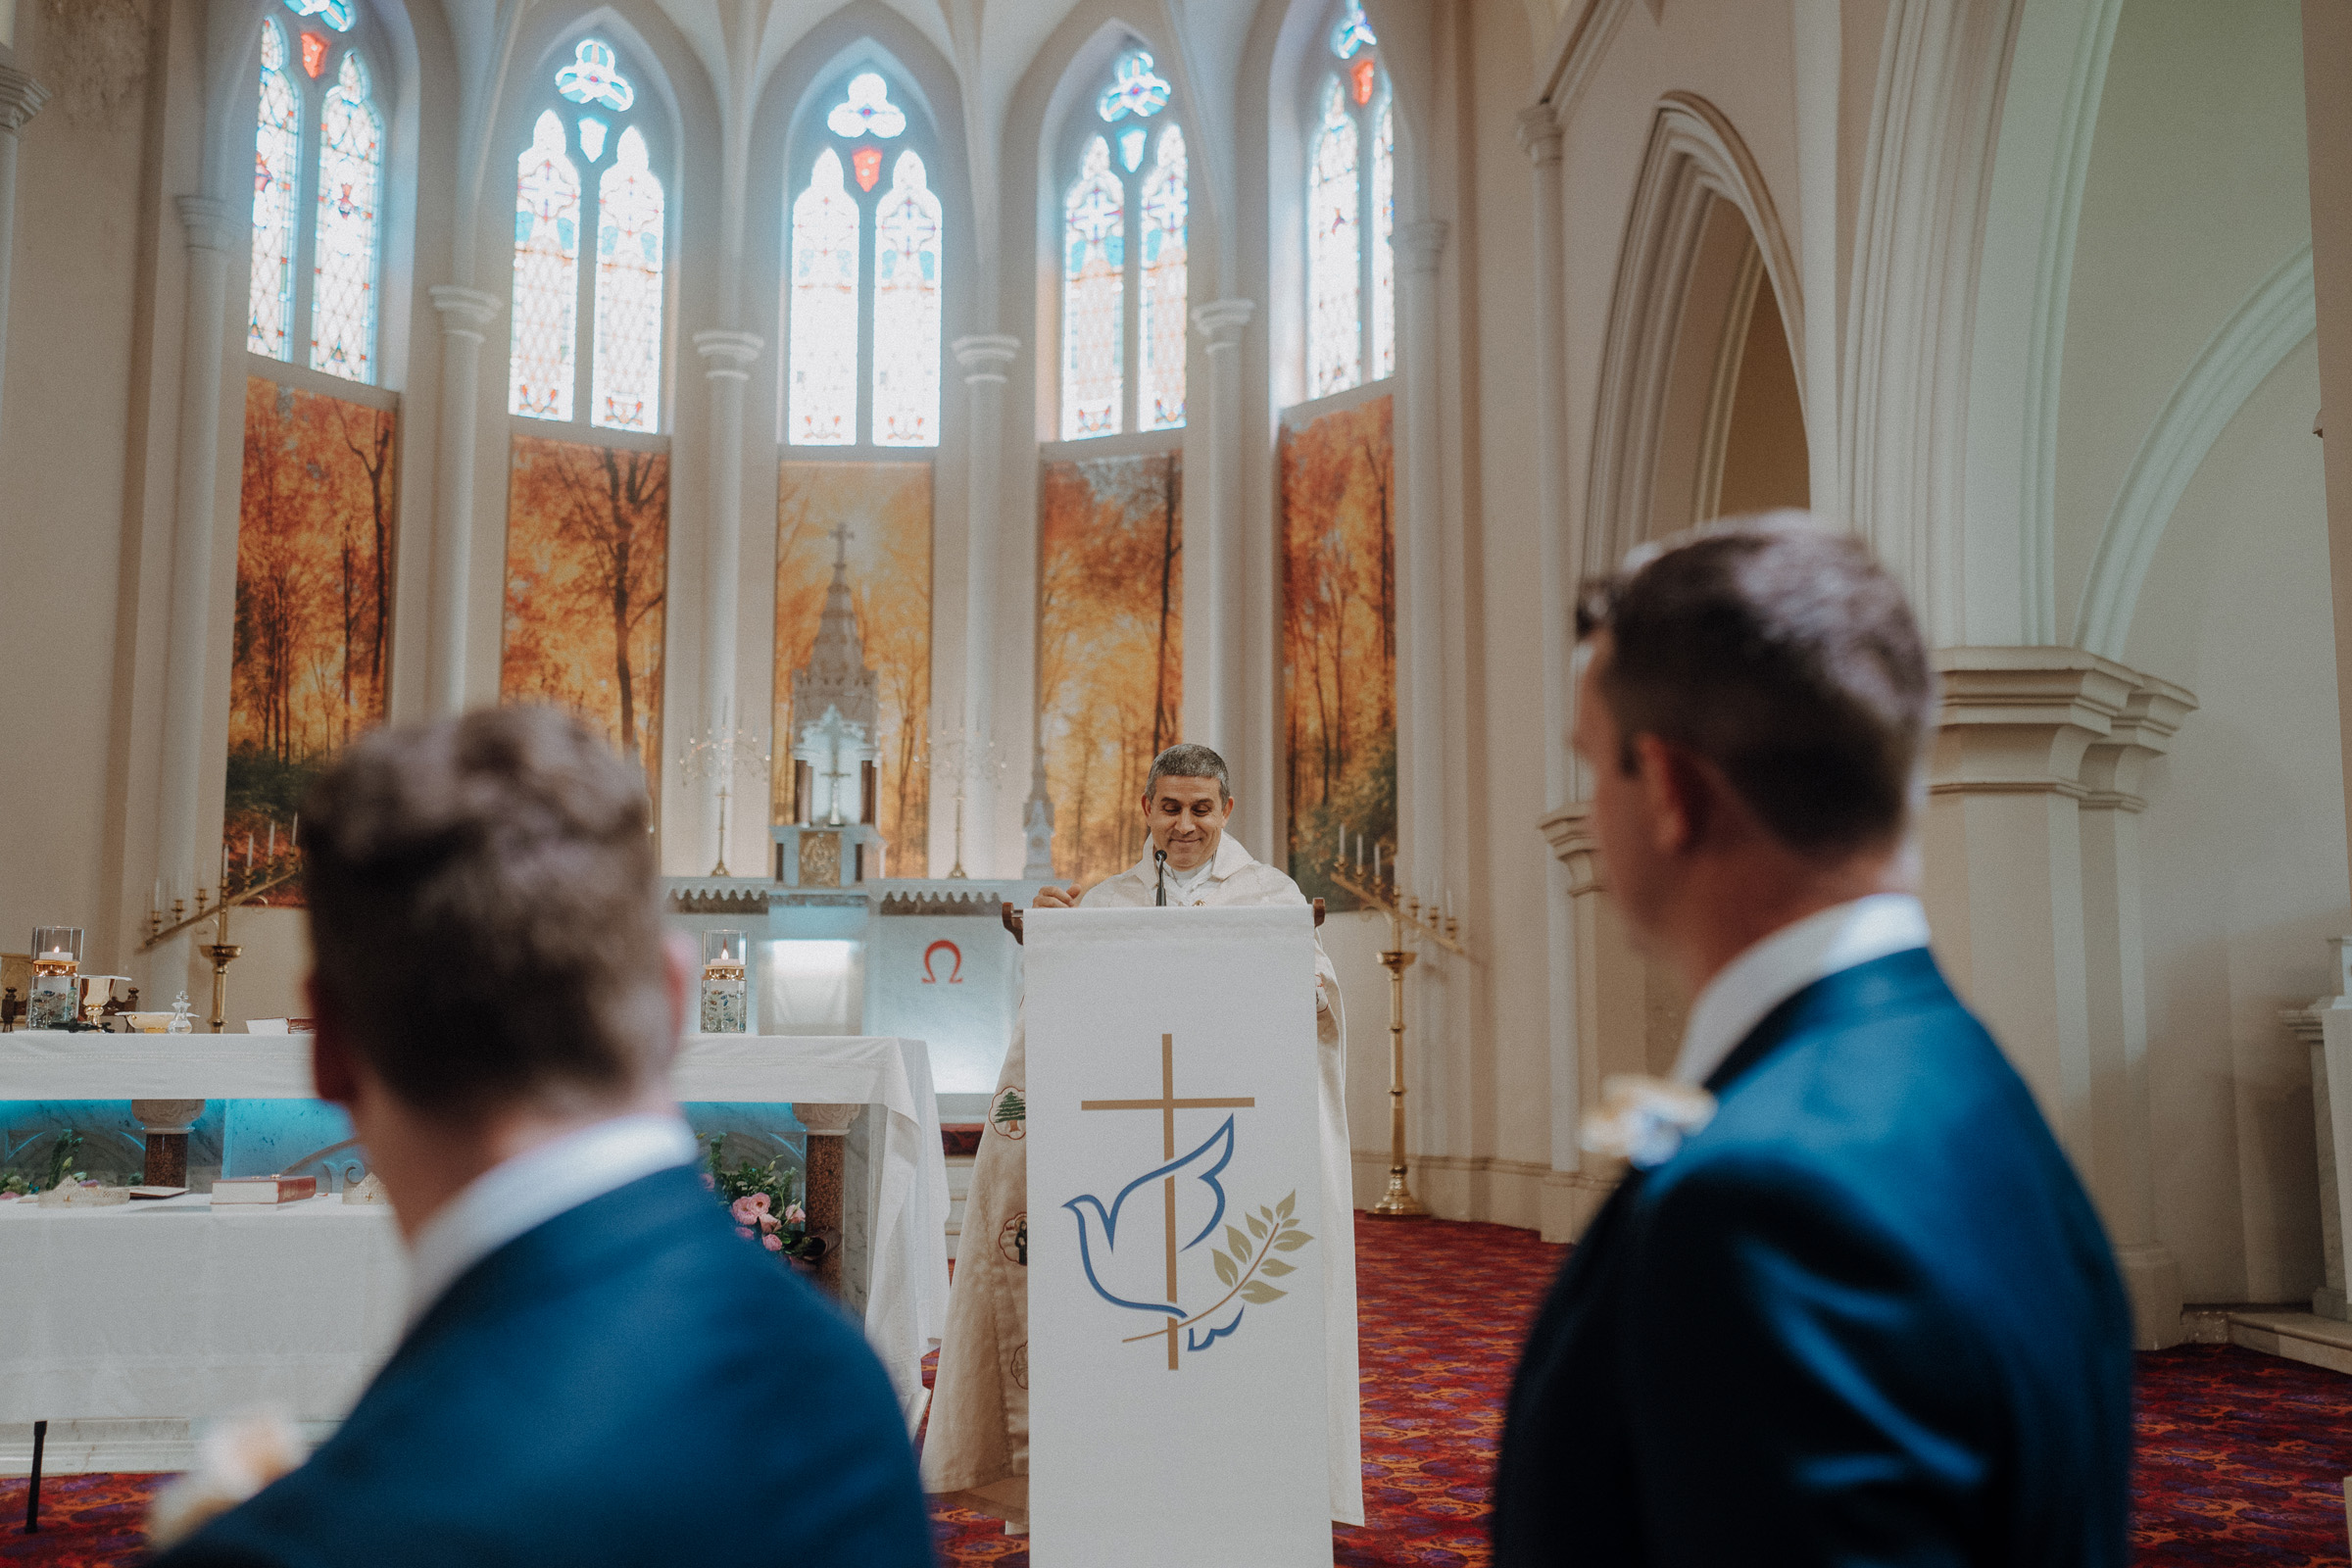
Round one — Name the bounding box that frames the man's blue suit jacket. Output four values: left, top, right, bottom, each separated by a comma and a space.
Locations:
153, 1165, 935, 1568
1492, 949, 2132, 1566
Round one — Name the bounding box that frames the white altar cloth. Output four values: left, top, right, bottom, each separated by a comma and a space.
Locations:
0, 1031, 951, 1425
0, 1194, 405, 1426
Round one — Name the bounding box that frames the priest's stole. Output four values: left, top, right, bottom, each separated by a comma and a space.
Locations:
1027, 906, 1330, 1565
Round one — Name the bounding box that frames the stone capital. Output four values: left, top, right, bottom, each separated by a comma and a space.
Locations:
1538, 799, 1603, 897
0, 62, 51, 132
792, 1102, 860, 1136
428, 284, 504, 339
174, 194, 236, 255
1400, 220, 1449, 277
694, 327, 762, 380
952, 332, 1020, 383
1516, 103, 1564, 166
1932, 647, 2196, 806
1191, 297, 1254, 350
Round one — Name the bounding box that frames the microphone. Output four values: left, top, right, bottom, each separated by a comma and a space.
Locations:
1154, 847, 1167, 906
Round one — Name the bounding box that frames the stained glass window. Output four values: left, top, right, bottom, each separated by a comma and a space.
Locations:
281, 0, 353, 33
1372, 99, 1395, 382
1139, 126, 1188, 431
510, 110, 581, 421
1097, 50, 1171, 122
788, 148, 860, 446
310, 49, 381, 382
1062, 135, 1125, 439
250, 20, 301, 363
1329, 0, 1377, 60
592, 127, 664, 431
828, 73, 906, 139
1308, 78, 1360, 398
872, 151, 942, 447
555, 39, 634, 112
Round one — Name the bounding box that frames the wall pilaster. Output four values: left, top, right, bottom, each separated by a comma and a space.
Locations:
1190, 299, 1252, 762
1928, 647, 2194, 1347
424, 285, 503, 717
953, 333, 1018, 877
693, 327, 762, 871
0, 58, 49, 439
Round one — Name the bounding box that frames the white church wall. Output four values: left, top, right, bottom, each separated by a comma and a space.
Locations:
2052, 0, 2311, 644
2129, 340, 2341, 1305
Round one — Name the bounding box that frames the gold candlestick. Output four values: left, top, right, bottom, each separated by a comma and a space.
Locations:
1330, 861, 1468, 1221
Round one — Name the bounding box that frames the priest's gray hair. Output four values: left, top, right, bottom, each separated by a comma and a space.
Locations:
1145, 743, 1231, 804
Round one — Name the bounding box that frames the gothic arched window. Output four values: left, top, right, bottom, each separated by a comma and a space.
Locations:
1058, 45, 1188, 440
509, 38, 670, 432
785, 67, 945, 448
1305, 0, 1393, 398
247, 6, 386, 383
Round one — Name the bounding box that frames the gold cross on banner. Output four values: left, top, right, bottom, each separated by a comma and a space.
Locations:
1081, 1034, 1256, 1369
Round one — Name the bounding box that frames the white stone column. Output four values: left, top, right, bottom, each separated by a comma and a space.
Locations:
155, 196, 237, 896
0, 60, 50, 438
1519, 105, 1583, 1237
1190, 299, 1253, 758
953, 333, 1018, 876
1927, 648, 2197, 1344
2077, 673, 2193, 1348
694, 328, 762, 870
425, 285, 504, 717
1397, 221, 1447, 897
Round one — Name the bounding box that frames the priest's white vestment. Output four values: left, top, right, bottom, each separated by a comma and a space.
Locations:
922, 834, 1365, 1529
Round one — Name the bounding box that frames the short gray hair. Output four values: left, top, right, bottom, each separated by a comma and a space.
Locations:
1145, 743, 1231, 805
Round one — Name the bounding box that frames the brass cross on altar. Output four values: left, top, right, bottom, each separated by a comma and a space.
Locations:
1081, 1034, 1255, 1369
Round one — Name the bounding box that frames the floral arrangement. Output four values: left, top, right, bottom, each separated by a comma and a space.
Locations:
0, 1128, 87, 1200
703, 1138, 815, 1261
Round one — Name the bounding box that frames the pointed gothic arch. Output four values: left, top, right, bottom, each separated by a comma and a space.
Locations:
1582, 92, 1808, 579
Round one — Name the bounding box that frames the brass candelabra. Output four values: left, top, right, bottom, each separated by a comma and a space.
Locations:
1328, 862, 1467, 1219
141, 853, 303, 1034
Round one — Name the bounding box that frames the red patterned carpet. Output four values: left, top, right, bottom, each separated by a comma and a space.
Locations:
5, 1216, 2349, 1565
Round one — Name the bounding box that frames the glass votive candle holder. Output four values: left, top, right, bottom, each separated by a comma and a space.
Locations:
29, 926, 84, 1030
700, 929, 748, 1034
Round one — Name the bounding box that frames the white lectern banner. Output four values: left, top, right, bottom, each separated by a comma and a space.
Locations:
1027, 905, 1330, 1566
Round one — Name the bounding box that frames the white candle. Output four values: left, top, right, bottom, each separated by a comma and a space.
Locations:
1373, 842, 1381, 882
290, 812, 298, 848
245, 832, 255, 872
38, 948, 70, 962
267, 820, 276, 858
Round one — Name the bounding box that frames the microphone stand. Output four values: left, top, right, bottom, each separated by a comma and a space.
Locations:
1154, 847, 1167, 906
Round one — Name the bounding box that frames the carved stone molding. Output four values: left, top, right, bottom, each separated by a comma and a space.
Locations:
1932, 647, 2195, 802
952, 332, 1019, 382
694, 327, 762, 380
174, 194, 235, 255
0, 63, 51, 132
427, 283, 503, 339
1190, 297, 1253, 351
1537, 800, 1602, 897
1515, 104, 1563, 166
1399, 220, 1448, 277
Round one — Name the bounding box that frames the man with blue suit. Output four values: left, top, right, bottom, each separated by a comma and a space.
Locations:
153, 707, 934, 1568
1492, 519, 2131, 1566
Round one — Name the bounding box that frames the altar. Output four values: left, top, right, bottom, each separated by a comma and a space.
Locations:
0, 1030, 952, 1466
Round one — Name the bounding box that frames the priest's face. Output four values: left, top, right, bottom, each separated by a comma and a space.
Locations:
1144, 775, 1233, 872
1573, 637, 1667, 943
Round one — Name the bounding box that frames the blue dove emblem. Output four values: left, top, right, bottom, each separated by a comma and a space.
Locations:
1062, 1116, 1236, 1315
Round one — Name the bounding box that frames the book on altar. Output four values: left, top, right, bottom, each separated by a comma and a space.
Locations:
128, 1185, 189, 1200
211, 1176, 318, 1204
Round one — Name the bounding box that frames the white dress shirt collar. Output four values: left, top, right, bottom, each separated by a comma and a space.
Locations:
1671, 894, 1932, 1089
403, 1112, 701, 1324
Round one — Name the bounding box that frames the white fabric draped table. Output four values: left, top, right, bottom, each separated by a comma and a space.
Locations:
0, 1032, 951, 1431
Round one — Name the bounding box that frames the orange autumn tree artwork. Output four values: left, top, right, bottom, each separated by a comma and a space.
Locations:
223, 377, 398, 906
1037, 452, 1182, 885
772, 462, 933, 870
1282, 393, 1395, 910
501, 435, 669, 797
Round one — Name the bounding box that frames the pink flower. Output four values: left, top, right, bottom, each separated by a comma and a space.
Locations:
735, 1225, 755, 1241
729, 1196, 760, 1225
785, 1202, 807, 1227
700, 1173, 715, 1190
746, 1192, 771, 1215
759, 1212, 780, 1233
762, 1233, 784, 1252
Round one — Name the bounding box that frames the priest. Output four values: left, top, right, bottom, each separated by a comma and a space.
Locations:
924, 742, 1364, 1532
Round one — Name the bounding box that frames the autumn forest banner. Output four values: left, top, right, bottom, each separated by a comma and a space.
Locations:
772, 461, 933, 870
224, 377, 398, 906
1038, 452, 1183, 886
501, 435, 670, 799
1282, 393, 1396, 910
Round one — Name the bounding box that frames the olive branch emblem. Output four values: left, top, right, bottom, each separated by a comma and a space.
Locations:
1120, 1190, 1311, 1350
